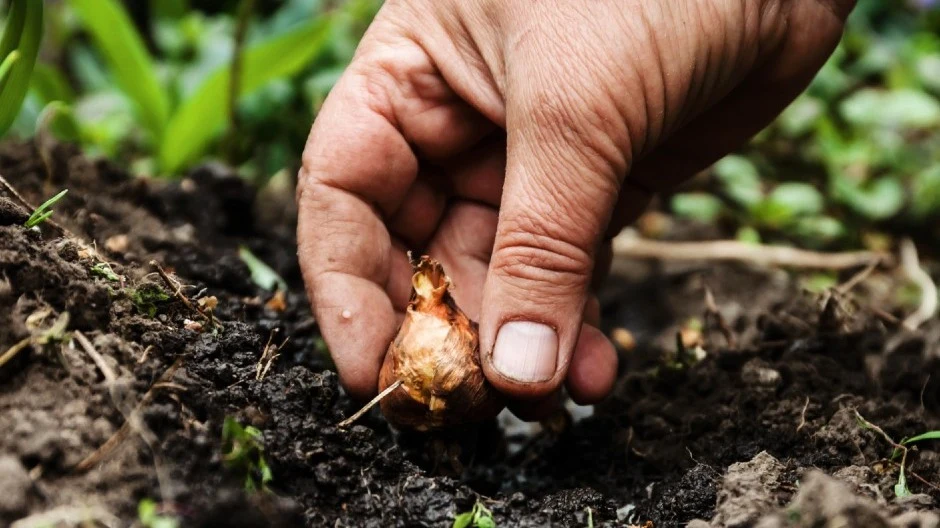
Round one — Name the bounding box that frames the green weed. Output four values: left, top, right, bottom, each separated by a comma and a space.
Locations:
453, 500, 496, 528
221, 416, 273, 493
90, 262, 120, 282
137, 499, 179, 528
128, 283, 171, 317
855, 410, 940, 498
24, 189, 67, 229
238, 245, 287, 292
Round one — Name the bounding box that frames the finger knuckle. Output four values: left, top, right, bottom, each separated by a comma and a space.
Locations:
492, 213, 593, 295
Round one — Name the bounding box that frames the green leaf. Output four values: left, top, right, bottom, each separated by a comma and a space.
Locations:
911, 165, 940, 218
476, 517, 496, 528
902, 430, 940, 445
840, 88, 940, 129
37, 101, 82, 142
792, 216, 845, 244
452, 512, 474, 528
0, 0, 43, 136
68, 0, 170, 141
670, 193, 723, 223
833, 176, 904, 220
767, 183, 824, 217
777, 95, 824, 137
159, 17, 333, 174
238, 246, 288, 292
713, 155, 763, 208
736, 226, 761, 244
895, 465, 911, 498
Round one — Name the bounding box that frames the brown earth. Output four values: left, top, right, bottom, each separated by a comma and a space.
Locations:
0, 139, 937, 527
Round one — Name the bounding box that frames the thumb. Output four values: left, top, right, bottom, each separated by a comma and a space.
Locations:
480, 82, 632, 399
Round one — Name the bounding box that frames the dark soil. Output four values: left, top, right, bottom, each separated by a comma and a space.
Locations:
1, 139, 938, 528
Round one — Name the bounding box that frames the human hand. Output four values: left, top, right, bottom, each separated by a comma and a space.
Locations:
297, 0, 854, 417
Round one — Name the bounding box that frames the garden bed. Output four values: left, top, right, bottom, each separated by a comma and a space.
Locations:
0, 140, 937, 528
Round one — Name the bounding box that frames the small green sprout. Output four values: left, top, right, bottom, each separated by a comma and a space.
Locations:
238, 245, 287, 292
453, 500, 496, 528
128, 283, 171, 317
855, 411, 940, 498
221, 416, 273, 493
137, 499, 178, 528
585, 507, 594, 528
90, 262, 120, 282
24, 189, 67, 228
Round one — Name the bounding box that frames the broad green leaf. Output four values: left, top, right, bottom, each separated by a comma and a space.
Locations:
777, 95, 824, 137
911, 165, 940, 218
902, 430, 940, 445
736, 226, 761, 244
0, 0, 43, 136
68, 0, 170, 141
792, 216, 845, 244
159, 17, 333, 174
452, 512, 474, 528
767, 183, 824, 217
833, 176, 904, 220
840, 88, 940, 129
916, 55, 940, 92
476, 517, 496, 528
713, 155, 763, 208
670, 193, 723, 223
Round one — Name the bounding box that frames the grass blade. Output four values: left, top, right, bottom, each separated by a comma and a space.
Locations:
25, 189, 68, 228
902, 431, 940, 445
68, 0, 170, 141
0, 0, 42, 135
158, 16, 332, 174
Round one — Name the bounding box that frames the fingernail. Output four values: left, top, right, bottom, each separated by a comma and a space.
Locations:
492, 322, 558, 383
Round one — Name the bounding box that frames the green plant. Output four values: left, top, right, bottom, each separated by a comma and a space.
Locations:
221, 416, 273, 492
90, 262, 120, 282
238, 245, 287, 292
65, 0, 337, 176
137, 499, 179, 528
0, 0, 42, 136
128, 283, 172, 317
24, 189, 68, 228
453, 500, 496, 528
855, 411, 940, 498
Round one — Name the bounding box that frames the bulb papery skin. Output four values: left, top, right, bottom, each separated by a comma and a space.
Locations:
378, 255, 504, 430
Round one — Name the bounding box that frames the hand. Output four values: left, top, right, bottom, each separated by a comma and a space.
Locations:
297, 0, 854, 417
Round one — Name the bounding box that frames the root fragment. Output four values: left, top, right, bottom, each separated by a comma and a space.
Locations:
337, 379, 404, 429
899, 239, 937, 330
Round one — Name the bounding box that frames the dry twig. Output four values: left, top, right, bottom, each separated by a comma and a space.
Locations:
612, 232, 889, 270
150, 260, 222, 329
74, 358, 183, 473
703, 285, 736, 348
797, 397, 811, 432
337, 379, 404, 429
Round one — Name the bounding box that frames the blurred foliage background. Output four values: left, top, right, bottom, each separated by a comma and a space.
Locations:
1, 0, 939, 251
